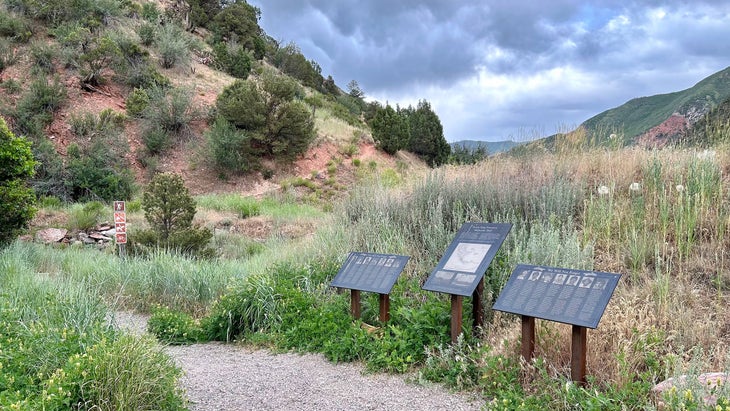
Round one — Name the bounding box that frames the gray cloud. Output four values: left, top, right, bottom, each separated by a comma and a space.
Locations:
249, 0, 730, 141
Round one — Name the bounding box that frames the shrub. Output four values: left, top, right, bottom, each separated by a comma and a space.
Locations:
0, 9, 32, 42
142, 85, 197, 136
65, 128, 136, 202
79, 34, 120, 86
156, 22, 192, 69
0, 117, 37, 246
136, 172, 214, 257
206, 117, 257, 173
12, 75, 66, 137
142, 126, 171, 155
141, 2, 160, 22
29, 40, 57, 73
0, 38, 18, 73
138, 22, 156, 46
212, 40, 252, 79
148, 305, 202, 344
126, 87, 150, 117
69, 108, 125, 138
66, 201, 105, 231
216, 72, 315, 161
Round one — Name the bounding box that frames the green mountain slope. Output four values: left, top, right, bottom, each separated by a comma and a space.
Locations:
582, 66, 730, 142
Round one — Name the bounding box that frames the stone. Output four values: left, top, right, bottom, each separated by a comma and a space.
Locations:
651, 372, 728, 409
36, 228, 67, 244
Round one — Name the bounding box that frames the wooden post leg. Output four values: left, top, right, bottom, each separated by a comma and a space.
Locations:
451, 294, 463, 343
472, 278, 484, 335
521, 315, 535, 362
571, 325, 587, 386
379, 293, 390, 323
350, 289, 361, 319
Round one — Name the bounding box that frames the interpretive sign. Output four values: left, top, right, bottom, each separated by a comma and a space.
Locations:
422, 223, 512, 296
493, 264, 621, 329
330, 252, 410, 294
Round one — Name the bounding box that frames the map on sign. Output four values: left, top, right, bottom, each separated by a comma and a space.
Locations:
330, 252, 410, 294
492, 264, 621, 329
422, 222, 512, 297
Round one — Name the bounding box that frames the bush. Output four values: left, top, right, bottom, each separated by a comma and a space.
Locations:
0, 9, 32, 42
138, 22, 156, 46
79, 34, 120, 85
142, 85, 196, 136
148, 305, 202, 344
142, 126, 171, 155
126, 87, 150, 117
0, 117, 36, 246
141, 2, 160, 22
136, 172, 214, 257
66, 201, 105, 231
29, 40, 57, 73
65, 127, 136, 202
206, 117, 257, 173
156, 22, 192, 69
216, 72, 315, 161
12, 75, 66, 137
212, 41, 252, 79
0, 38, 18, 73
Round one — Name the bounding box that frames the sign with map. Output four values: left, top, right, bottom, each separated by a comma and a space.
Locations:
330, 252, 410, 294
493, 264, 621, 328
422, 223, 512, 296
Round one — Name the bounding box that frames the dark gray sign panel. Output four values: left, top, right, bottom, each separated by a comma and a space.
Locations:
330, 252, 410, 294
422, 223, 512, 297
493, 264, 621, 329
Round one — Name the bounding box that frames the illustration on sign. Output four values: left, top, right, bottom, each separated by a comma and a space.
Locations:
493, 264, 621, 329
330, 252, 410, 294
422, 222, 511, 296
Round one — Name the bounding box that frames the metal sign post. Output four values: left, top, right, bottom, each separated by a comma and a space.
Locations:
330, 252, 410, 323
494, 264, 621, 385
422, 223, 512, 342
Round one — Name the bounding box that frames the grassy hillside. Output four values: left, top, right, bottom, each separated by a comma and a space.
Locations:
582, 66, 730, 142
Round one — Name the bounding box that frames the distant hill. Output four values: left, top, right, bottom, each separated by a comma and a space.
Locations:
450, 140, 522, 155
581, 66, 730, 145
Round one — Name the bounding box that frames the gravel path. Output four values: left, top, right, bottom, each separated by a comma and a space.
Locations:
112, 312, 485, 411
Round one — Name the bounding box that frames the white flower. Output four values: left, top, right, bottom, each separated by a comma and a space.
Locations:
697, 149, 716, 160
609, 133, 617, 139
597, 185, 610, 196
629, 182, 641, 192
676, 184, 685, 193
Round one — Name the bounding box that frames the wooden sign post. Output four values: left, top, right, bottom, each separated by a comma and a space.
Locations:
493, 264, 621, 385
422, 223, 512, 342
113, 201, 126, 258
330, 252, 410, 323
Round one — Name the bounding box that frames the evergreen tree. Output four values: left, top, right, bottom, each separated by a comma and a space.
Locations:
406, 100, 450, 167
371, 104, 409, 155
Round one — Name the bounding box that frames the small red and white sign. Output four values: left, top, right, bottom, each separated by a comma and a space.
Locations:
113, 201, 127, 245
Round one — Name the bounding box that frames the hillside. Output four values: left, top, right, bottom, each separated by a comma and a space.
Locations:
0, 0, 427, 200
581, 66, 730, 144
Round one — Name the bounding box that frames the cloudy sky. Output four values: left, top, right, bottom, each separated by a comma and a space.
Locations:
248, 1, 730, 142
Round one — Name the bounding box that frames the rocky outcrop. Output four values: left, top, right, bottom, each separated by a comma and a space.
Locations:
635, 114, 689, 148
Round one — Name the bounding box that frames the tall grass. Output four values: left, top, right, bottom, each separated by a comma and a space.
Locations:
0, 242, 186, 410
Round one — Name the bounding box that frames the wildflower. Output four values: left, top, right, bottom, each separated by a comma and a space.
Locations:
697, 149, 717, 160
629, 182, 641, 192
676, 184, 685, 193
597, 185, 610, 196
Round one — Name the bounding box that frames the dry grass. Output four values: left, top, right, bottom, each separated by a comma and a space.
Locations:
466, 146, 730, 385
